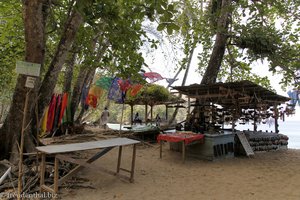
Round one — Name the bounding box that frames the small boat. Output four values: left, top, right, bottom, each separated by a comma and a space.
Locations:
130, 124, 160, 135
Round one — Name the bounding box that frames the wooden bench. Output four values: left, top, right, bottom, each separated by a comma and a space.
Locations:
36, 137, 140, 197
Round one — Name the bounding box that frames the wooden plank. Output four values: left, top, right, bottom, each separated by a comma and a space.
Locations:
57, 147, 114, 186
39, 153, 46, 193
54, 157, 59, 194
0, 167, 11, 185
41, 184, 55, 193
36, 138, 140, 154
117, 146, 122, 173
119, 167, 131, 173
237, 132, 254, 157
130, 144, 137, 183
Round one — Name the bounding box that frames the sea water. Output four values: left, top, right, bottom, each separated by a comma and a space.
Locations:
233, 120, 300, 149
108, 120, 300, 149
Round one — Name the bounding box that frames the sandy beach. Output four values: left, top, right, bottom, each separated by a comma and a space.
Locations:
59, 138, 300, 200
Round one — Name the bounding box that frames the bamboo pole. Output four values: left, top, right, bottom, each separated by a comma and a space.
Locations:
18, 90, 30, 200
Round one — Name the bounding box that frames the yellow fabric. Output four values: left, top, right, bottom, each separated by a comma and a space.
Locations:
89, 86, 103, 98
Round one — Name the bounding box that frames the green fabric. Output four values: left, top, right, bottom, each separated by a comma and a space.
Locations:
95, 77, 113, 90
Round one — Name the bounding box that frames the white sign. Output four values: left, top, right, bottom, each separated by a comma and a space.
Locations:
25, 77, 36, 88
16, 61, 41, 77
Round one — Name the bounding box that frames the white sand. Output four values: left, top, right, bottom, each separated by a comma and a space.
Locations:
60, 143, 300, 200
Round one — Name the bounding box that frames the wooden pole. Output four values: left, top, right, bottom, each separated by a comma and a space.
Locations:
119, 103, 125, 136
18, 90, 30, 200
274, 104, 279, 133
188, 97, 191, 114
150, 105, 153, 122
253, 109, 257, 132
165, 105, 168, 121
145, 104, 148, 124
130, 104, 133, 126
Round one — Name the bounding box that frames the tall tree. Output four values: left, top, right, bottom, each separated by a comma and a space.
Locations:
0, 0, 49, 161
201, 0, 232, 84
38, 1, 84, 119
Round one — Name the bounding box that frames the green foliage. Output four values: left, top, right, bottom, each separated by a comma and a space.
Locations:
195, 0, 300, 89
127, 84, 170, 105
234, 25, 280, 56
0, 0, 23, 94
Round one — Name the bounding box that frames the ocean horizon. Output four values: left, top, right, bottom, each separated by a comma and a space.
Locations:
108, 119, 300, 149
237, 120, 300, 150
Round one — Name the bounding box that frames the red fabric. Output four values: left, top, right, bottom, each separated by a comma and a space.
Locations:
59, 93, 68, 125
143, 72, 164, 83
129, 84, 143, 96
117, 79, 131, 92
157, 132, 204, 145
47, 94, 57, 132
86, 94, 97, 108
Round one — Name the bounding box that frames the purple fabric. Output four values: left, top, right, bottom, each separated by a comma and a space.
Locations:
108, 77, 124, 103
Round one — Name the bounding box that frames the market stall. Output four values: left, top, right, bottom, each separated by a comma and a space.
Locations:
171, 80, 290, 160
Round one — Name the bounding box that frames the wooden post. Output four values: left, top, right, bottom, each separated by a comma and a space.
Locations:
40, 153, 46, 192
117, 146, 122, 173
145, 104, 148, 124
150, 105, 153, 122
119, 103, 125, 136
18, 90, 30, 200
274, 104, 279, 133
187, 97, 191, 114
130, 144, 137, 183
54, 156, 59, 194
130, 104, 133, 126
165, 105, 168, 121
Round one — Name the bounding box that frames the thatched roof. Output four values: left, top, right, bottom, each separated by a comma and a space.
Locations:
172, 80, 289, 109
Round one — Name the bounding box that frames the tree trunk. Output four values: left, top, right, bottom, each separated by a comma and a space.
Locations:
63, 49, 78, 93
38, 7, 83, 120
70, 67, 89, 121
74, 68, 96, 123
201, 0, 232, 84
72, 38, 108, 123
0, 0, 49, 161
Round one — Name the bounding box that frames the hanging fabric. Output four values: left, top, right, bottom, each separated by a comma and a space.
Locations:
52, 94, 62, 131
81, 85, 89, 110
47, 94, 57, 132
95, 76, 114, 90
165, 78, 178, 86
62, 92, 72, 124
287, 90, 298, 106
128, 84, 143, 97
40, 106, 49, 135
118, 79, 131, 92
86, 93, 98, 108
89, 85, 103, 98
108, 77, 124, 103
59, 93, 68, 125
143, 72, 164, 83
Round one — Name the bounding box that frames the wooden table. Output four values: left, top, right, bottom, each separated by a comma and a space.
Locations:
36, 138, 140, 197
157, 132, 204, 162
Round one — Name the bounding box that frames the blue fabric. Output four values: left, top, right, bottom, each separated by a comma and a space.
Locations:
287, 90, 298, 106
108, 77, 124, 103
